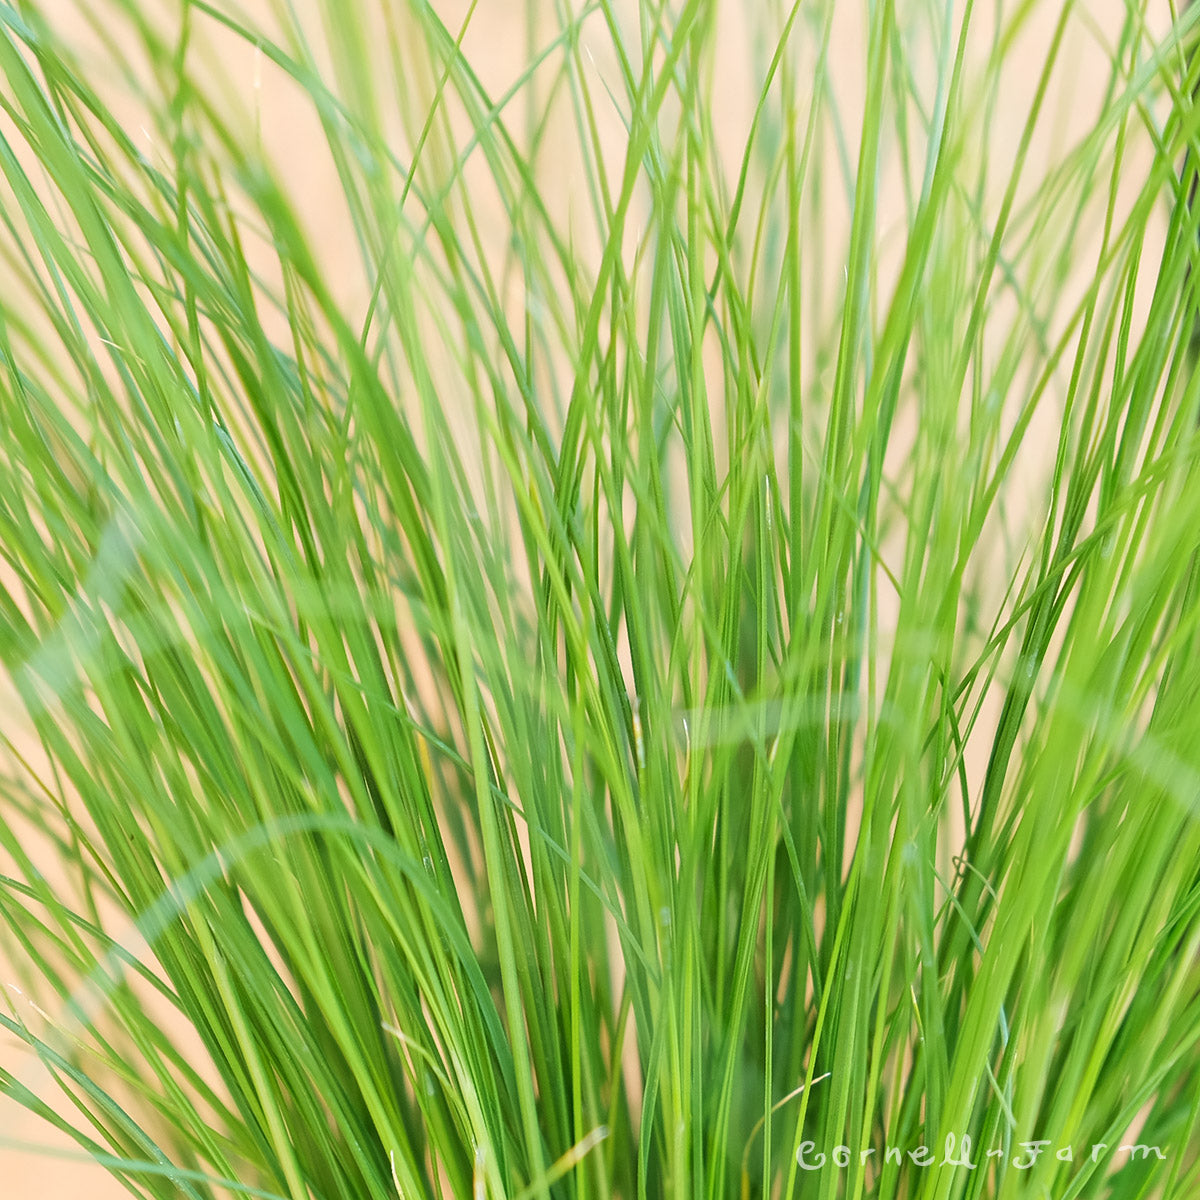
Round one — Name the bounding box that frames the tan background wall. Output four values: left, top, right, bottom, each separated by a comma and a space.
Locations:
0, 1, 1175, 1196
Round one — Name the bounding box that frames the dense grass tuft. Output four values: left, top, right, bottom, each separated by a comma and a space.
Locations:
1, 2, 1199, 1198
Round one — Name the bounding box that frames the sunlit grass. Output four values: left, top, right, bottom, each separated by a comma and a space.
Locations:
1, 2, 1199, 1199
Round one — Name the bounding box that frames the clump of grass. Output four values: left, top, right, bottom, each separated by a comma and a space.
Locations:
1, 2, 1199, 1198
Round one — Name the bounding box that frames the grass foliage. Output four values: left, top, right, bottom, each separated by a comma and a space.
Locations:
1, 1, 1200, 1197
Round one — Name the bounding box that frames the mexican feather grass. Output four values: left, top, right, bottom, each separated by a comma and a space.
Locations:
1, 1, 1200, 1198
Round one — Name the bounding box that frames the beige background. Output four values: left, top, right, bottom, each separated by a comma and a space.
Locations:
0, 1, 1175, 1196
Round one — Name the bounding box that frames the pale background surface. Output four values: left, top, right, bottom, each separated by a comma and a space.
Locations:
0, 1, 1173, 1196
